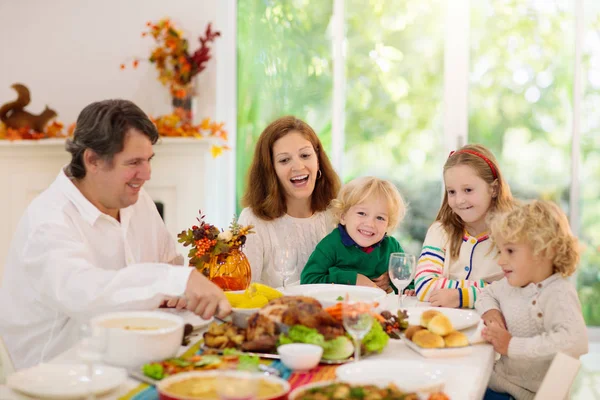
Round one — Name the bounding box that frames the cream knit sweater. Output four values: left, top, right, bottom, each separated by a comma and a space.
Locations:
475, 274, 588, 400
238, 207, 334, 288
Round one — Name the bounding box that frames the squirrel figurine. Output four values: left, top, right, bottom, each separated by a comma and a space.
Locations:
0, 83, 57, 132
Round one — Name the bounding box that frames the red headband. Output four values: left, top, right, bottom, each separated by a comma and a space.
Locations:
449, 149, 498, 179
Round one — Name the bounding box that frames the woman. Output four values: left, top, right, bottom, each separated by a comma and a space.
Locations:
239, 116, 341, 288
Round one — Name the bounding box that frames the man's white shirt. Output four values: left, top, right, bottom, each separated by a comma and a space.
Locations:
0, 169, 192, 369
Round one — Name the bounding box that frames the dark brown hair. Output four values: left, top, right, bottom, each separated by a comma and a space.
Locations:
65, 99, 158, 179
242, 116, 340, 220
436, 144, 514, 260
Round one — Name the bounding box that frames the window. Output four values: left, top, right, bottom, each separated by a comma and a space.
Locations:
234, 0, 599, 327
579, 1, 600, 326
469, 0, 574, 205
345, 0, 445, 253
236, 0, 334, 211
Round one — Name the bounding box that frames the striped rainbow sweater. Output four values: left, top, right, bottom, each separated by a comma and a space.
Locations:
414, 221, 504, 308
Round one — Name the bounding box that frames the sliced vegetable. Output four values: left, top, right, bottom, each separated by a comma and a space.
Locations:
142, 363, 165, 380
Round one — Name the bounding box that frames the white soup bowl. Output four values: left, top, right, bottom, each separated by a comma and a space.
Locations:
90, 311, 184, 368
277, 343, 322, 371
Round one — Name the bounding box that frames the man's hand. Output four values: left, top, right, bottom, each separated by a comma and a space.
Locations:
184, 269, 232, 320
429, 288, 460, 308
372, 272, 391, 292
482, 321, 512, 355
163, 296, 187, 310
356, 274, 379, 288
482, 309, 507, 329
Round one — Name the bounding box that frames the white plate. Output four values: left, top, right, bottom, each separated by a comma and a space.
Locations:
281, 284, 386, 308
7, 363, 126, 399
336, 359, 446, 392
232, 307, 260, 315
404, 307, 479, 331
225, 290, 261, 315
403, 335, 473, 358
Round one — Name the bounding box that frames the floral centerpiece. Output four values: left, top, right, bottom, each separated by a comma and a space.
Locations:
122, 18, 221, 99
122, 18, 228, 155
178, 211, 254, 291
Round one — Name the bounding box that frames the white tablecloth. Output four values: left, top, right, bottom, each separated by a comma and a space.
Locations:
0, 296, 496, 399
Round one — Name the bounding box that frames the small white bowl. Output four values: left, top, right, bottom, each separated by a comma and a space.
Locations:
277, 343, 323, 371
90, 311, 184, 368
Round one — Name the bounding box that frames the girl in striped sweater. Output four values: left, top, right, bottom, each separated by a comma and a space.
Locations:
414, 144, 514, 308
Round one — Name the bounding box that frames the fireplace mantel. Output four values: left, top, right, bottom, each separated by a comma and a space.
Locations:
0, 137, 233, 282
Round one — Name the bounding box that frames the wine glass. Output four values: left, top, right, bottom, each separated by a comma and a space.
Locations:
388, 252, 416, 310
342, 301, 374, 362
273, 247, 297, 289
76, 323, 107, 400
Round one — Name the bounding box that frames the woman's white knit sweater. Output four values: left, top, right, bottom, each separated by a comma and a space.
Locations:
238, 207, 333, 288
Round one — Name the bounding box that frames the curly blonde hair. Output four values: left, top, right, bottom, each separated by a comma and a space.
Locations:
329, 176, 407, 231
488, 200, 579, 277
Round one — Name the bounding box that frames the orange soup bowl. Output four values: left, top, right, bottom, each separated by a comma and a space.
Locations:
156, 370, 290, 400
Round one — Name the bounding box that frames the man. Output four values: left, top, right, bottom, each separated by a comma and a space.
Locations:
0, 99, 231, 369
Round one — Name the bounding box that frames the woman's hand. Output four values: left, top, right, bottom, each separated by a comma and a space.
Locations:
482, 321, 512, 355
482, 309, 507, 329
429, 288, 460, 308
356, 274, 379, 288
372, 272, 391, 292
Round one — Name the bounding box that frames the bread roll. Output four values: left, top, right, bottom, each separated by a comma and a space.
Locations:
444, 331, 469, 348
420, 310, 442, 328
412, 330, 445, 349
428, 314, 453, 336
404, 325, 425, 340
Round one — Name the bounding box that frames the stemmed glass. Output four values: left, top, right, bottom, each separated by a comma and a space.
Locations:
342, 301, 374, 362
388, 252, 416, 310
76, 323, 107, 400
273, 247, 297, 289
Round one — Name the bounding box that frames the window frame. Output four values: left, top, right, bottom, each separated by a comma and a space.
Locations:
223, 0, 598, 332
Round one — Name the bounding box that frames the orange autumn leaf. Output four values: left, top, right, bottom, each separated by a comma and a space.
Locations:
210, 145, 223, 158
209, 122, 224, 134
200, 118, 211, 130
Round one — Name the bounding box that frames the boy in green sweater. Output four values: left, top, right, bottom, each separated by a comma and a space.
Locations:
301, 176, 407, 293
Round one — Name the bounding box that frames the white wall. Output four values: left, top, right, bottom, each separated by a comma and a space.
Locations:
0, 0, 219, 123
0, 0, 238, 278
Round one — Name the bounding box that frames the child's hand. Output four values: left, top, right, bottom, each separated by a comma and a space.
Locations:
372, 272, 391, 292
482, 309, 507, 329
356, 274, 378, 288
429, 288, 460, 308
403, 289, 416, 296
482, 321, 512, 355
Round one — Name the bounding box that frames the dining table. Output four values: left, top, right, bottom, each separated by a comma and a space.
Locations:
0, 294, 496, 400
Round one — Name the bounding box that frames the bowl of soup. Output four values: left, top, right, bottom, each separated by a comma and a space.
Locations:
156, 370, 290, 400
90, 311, 184, 368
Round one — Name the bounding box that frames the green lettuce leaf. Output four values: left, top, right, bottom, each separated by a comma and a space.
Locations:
361, 321, 389, 353
322, 336, 354, 360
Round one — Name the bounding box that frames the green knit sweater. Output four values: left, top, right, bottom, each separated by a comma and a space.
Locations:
300, 227, 404, 290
